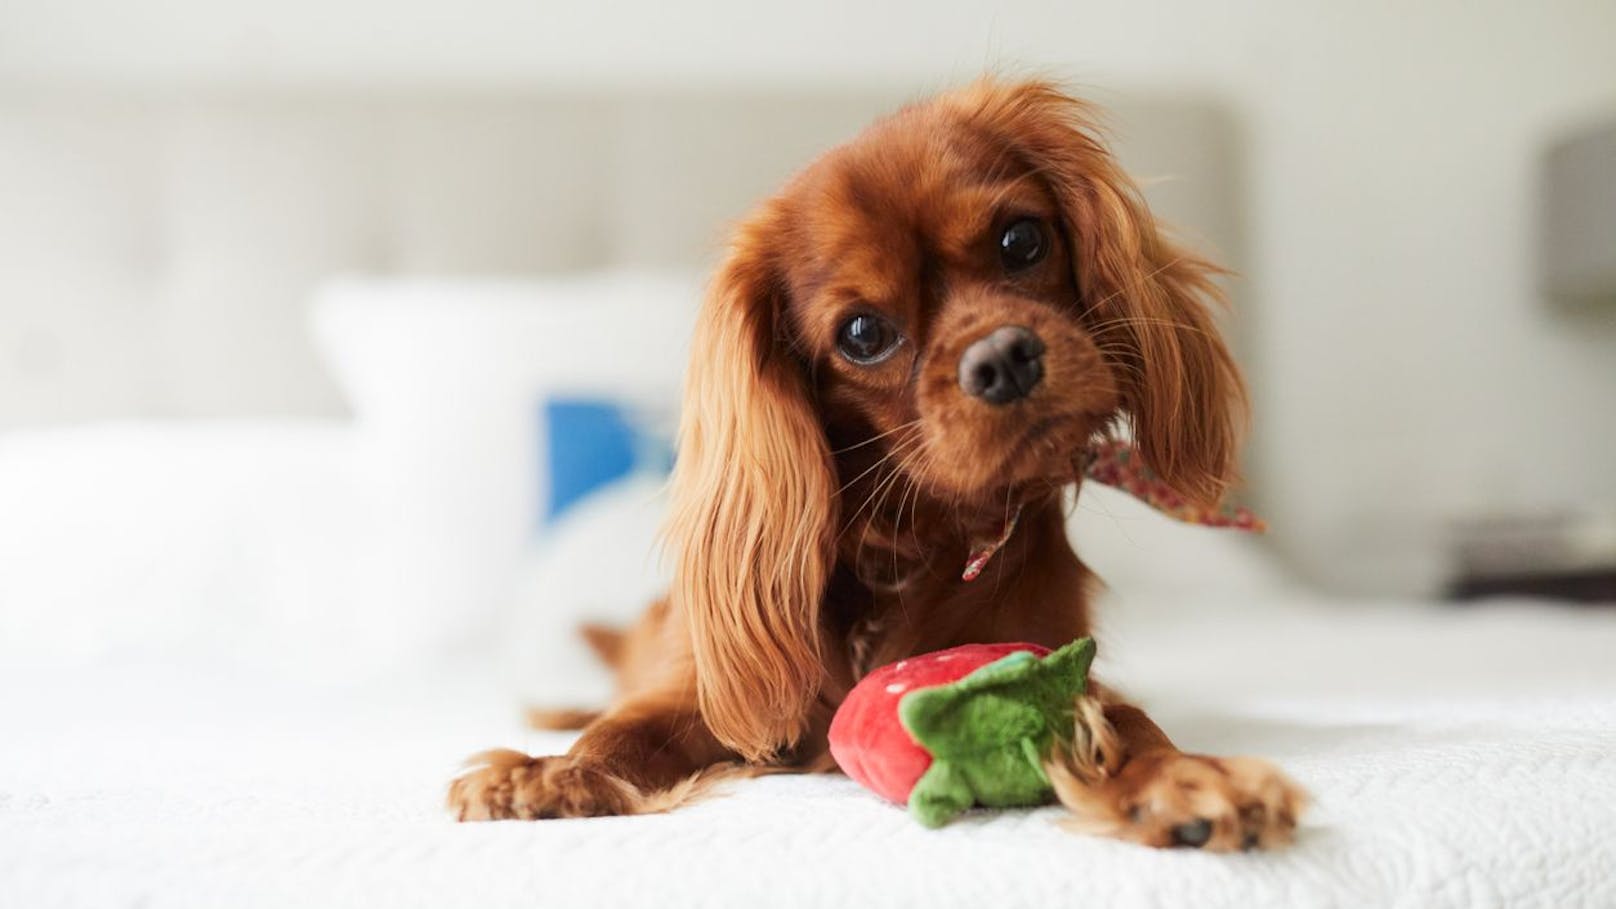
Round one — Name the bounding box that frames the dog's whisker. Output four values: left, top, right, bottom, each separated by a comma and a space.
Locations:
1078, 255, 1196, 317
904, 449, 941, 552
831, 419, 922, 455
844, 459, 915, 543
841, 428, 926, 538
889, 443, 936, 559
1086, 313, 1220, 340
834, 427, 924, 497
979, 166, 1055, 213
854, 451, 915, 566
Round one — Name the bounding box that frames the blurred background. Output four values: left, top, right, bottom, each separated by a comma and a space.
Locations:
1, 0, 1613, 692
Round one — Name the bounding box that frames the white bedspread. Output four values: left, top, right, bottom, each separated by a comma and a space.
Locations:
3, 422, 1613, 907
4, 601, 1614, 909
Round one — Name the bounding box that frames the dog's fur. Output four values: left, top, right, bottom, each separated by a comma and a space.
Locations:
449, 79, 1304, 850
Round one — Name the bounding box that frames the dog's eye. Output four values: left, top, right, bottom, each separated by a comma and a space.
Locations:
999, 218, 1048, 271
836, 314, 901, 365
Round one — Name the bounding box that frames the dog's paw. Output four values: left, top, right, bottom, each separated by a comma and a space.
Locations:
447, 750, 637, 821
1051, 750, 1306, 851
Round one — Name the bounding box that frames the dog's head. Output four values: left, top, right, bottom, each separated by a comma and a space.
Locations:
667, 80, 1245, 760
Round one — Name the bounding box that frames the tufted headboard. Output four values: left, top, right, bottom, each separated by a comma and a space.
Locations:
0, 86, 1245, 428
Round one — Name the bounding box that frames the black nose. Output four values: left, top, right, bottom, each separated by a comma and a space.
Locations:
958, 326, 1045, 404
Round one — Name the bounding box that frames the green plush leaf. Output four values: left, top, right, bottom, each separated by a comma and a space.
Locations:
901, 689, 1045, 756
1040, 637, 1099, 701
908, 761, 975, 828
897, 638, 1097, 825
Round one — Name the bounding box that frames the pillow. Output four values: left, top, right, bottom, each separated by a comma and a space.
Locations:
311, 272, 699, 667
0, 421, 371, 673
1068, 482, 1297, 614
502, 473, 671, 706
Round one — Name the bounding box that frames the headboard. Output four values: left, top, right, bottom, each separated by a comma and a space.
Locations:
0, 86, 1245, 427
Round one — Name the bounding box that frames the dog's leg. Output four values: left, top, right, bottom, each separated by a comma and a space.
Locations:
523, 707, 602, 731
449, 688, 738, 821
518, 618, 647, 732
1048, 694, 1307, 851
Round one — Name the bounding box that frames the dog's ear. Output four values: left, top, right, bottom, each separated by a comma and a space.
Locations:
665, 202, 835, 762
962, 80, 1246, 507
1099, 235, 1244, 508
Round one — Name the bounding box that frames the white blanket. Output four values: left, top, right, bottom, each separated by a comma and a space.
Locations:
4, 601, 1614, 909
3, 422, 1614, 908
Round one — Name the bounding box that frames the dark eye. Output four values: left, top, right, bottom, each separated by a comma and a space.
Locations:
999, 218, 1048, 271
836, 313, 901, 365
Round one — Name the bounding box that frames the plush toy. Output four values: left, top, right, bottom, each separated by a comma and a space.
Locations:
829, 638, 1096, 827
829, 441, 1264, 827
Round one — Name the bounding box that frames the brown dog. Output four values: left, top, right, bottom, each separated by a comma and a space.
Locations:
450, 79, 1304, 851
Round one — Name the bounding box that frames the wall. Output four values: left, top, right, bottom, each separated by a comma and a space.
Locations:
3, 0, 1614, 593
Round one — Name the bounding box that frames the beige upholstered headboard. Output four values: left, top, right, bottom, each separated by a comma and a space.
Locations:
0, 87, 1244, 427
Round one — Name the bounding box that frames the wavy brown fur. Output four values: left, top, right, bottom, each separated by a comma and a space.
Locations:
450, 78, 1304, 848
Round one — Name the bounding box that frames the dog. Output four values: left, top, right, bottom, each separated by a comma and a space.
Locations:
449, 79, 1305, 851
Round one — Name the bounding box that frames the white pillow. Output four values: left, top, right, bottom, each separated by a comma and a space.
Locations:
501, 473, 670, 706
310, 272, 700, 665
1069, 482, 1297, 614
0, 421, 371, 674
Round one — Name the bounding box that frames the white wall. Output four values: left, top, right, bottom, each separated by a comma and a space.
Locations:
3, 0, 1614, 594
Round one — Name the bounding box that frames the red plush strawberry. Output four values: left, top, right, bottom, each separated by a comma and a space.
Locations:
828, 638, 1095, 827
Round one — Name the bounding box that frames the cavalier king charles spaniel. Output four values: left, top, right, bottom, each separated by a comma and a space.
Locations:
449, 79, 1305, 851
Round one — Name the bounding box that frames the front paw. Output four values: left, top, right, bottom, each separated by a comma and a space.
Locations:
1051, 750, 1306, 851
447, 749, 637, 821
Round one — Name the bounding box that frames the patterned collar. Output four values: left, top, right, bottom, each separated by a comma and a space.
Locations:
961, 439, 1265, 582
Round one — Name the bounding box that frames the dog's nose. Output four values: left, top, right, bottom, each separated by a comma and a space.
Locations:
958, 326, 1045, 404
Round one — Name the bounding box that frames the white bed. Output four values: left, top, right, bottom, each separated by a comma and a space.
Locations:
2, 422, 1615, 909
3, 601, 1614, 908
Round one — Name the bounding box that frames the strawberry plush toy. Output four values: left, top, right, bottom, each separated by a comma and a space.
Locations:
829, 638, 1096, 827
827, 442, 1264, 827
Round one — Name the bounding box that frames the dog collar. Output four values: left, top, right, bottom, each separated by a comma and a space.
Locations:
962, 507, 1023, 581
960, 439, 1265, 582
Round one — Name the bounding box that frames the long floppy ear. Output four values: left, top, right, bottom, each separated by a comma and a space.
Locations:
665, 203, 836, 762
958, 80, 1246, 506
1098, 235, 1245, 507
